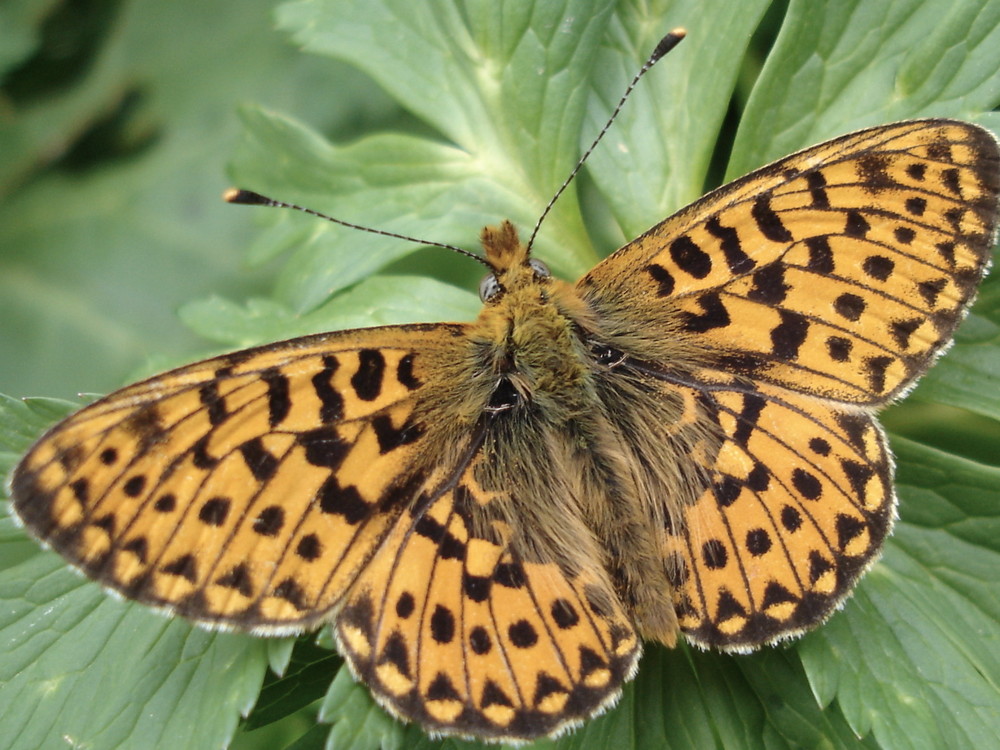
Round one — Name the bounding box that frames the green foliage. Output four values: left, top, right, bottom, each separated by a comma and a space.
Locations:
1, 1, 998, 749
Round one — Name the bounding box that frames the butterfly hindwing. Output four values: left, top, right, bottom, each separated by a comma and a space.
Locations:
10, 324, 468, 632
662, 373, 894, 649
336, 456, 641, 740
581, 119, 999, 405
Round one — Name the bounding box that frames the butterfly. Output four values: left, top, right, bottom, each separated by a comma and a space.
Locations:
7, 31, 1000, 742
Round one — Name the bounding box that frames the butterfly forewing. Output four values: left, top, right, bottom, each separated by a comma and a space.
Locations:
581, 120, 999, 404
11, 324, 469, 631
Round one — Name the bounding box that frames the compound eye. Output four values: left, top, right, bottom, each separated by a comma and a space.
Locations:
479, 273, 502, 302
528, 258, 551, 279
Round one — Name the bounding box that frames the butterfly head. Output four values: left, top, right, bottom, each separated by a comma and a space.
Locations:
477, 220, 554, 304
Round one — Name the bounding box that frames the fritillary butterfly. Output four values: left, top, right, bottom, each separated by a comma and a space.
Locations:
8, 30, 1000, 743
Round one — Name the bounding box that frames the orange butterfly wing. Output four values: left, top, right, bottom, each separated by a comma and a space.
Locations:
11, 325, 467, 632
336, 457, 640, 740
582, 120, 999, 404
579, 119, 998, 648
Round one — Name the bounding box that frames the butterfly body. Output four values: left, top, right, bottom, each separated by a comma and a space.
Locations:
475, 221, 727, 642
10, 119, 1000, 741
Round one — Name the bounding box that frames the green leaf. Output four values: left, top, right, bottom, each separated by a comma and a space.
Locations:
0, 0, 60, 76
317, 665, 407, 750
270, 0, 620, 278
0, 553, 268, 750
179, 275, 480, 347
910, 298, 1000, 421
800, 439, 1000, 750
729, 0, 1000, 176
0, 393, 73, 456
243, 640, 339, 731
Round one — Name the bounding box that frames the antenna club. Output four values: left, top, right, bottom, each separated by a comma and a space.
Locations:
224, 188, 272, 206
651, 28, 687, 64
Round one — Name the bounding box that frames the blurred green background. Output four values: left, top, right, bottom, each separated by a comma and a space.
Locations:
0, 0, 407, 401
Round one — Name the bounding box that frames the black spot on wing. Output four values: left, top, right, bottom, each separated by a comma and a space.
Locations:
121, 536, 148, 564
857, 153, 897, 192
770, 310, 809, 359
154, 493, 176, 513
199, 381, 228, 426
121, 404, 165, 454
198, 497, 230, 526
396, 353, 421, 390
58, 445, 84, 472
123, 475, 146, 498
906, 163, 926, 181
312, 355, 344, 423
191, 435, 218, 469
905, 196, 926, 216
890, 318, 923, 349
863, 356, 894, 394
239, 437, 279, 480
806, 171, 829, 207
372, 415, 424, 454
645, 263, 675, 297
826, 336, 852, 362
296, 534, 322, 561
732, 393, 766, 446
463, 573, 491, 602
747, 263, 789, 305
751, 195, 792, 242
254, 505, 284, 536
298, 427, 349, 468
272, 578, 308, 610
469, 626, 491, 654
834, 293, 865, 322
804, 236, 834, 274
836, 513, 868, 550
162, 554, 198, 582
918, 278, 947, 306
670, 236, 712, 278
791, 468, 822, 500
261, 368, 291, 426
682, 293, 730, 332
430, 604, 456, 643
378, 631, 412, 678
705, 215, 754, 273
317, 476, 369, 524
845, 211, 870, 238
217, 564, 255, 597
941, 167, 962, 197
352, 350, 385, 401
701, 539, 727, 569
508, 619, 538, 648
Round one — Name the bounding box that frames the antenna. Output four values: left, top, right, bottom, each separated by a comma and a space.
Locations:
223, 189, 496, 271
226, 29, 686, 267
525, 28, 687, 252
